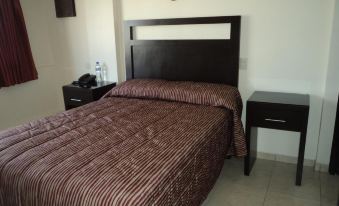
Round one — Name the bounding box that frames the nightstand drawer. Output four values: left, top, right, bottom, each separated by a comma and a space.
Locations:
63, 88, 93, 106
249, 104, 303, 132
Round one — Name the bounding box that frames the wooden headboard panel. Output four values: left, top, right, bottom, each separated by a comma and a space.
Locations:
124, 16, 241, 87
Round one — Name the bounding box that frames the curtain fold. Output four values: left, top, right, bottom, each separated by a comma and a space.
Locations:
0, 0, 37, 88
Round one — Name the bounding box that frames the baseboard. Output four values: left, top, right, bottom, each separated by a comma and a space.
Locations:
256, 152, 276, 161
315, 163, 329, 173
256, 152, 328, 172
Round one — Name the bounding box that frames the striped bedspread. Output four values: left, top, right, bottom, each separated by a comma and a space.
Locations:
0, 80, 246, 206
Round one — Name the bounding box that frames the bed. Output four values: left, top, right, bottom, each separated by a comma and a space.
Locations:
0, 16, 245, 206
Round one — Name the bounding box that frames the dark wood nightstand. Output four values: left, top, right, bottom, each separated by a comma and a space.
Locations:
244, 91, 310, 186
62, 81, 116, 110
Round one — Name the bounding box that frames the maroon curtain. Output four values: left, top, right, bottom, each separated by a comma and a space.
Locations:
0, 0, 38, 88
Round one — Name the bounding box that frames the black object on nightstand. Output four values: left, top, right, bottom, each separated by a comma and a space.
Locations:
244, 91, 310, 186
62, 81, 116, 110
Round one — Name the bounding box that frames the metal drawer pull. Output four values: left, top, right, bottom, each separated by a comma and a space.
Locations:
70, 98, 82, 102
265, 118, 286, 123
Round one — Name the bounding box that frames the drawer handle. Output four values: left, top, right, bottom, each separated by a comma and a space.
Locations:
70, 98, 82, 102
265, 118, 286, 123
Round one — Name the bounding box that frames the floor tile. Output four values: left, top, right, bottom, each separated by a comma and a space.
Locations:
321, 204, 336, 206
203, 159, 331, 206
203, 181, 265, 206
223, 158, 275, 176
220, 166, 271, 194
264, 192, 321, 206
252, 159, 276, 176
203, 159, 269, 206
203, 190, 265, 206
223, 158, 243, 169
320, 173, 339, 205
268, 175, 321, 201
273, 162, 319, 179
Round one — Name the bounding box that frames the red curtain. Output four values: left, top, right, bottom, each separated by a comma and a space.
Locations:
0, 0, 37, 88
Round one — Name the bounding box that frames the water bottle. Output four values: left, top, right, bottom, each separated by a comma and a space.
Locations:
95, 62, 102, 82
101, 66, 107, 82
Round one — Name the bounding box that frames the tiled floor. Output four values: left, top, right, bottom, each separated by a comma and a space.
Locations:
202, 159, 339, 206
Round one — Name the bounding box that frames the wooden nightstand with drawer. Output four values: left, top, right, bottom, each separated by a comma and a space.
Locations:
62, 81, 116, 110
244, 91, 310, 186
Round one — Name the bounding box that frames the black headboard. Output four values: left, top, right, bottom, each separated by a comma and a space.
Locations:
124, 16, 241, 87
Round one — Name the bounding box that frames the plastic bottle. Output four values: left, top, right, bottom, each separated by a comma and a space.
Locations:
102, 66, 107, 82
95, 62, 102, 82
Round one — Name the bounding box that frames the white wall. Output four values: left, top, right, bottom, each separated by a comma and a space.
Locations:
120, 0, 335, 162
318, 0, 339, 165
0, 0, 118, 130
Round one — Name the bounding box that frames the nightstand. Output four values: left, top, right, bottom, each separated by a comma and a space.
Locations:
244, 91, 310, 186
62, 81, 116, 110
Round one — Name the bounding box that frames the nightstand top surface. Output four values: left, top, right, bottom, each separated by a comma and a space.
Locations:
248, 91, 309, 107
63, 81, 116, 90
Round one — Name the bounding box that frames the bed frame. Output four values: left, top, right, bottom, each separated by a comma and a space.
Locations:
124, 16, 241, 87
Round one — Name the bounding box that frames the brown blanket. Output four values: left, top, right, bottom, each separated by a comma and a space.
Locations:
0, 80, 246, 206
105, 79, 246, 157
